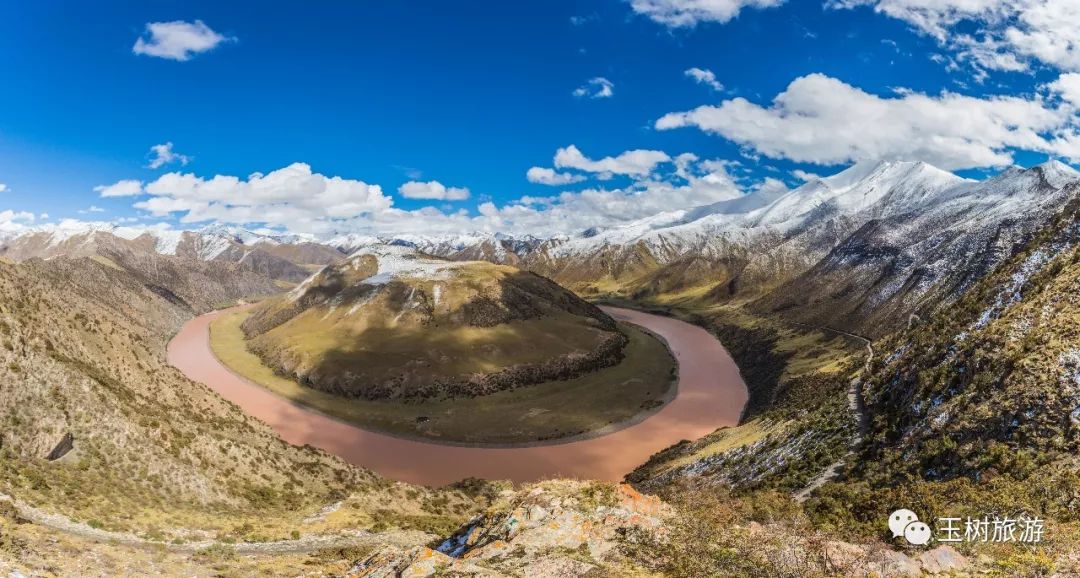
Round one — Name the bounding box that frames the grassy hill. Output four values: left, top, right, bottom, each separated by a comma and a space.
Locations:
212, 307, 675, 444
241, 246, 631, 400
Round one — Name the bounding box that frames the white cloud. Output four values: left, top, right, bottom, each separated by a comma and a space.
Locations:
554, 144, 672, 176
78, 205, 106, 214
397, 180, 471, 201
832, 0, 1080, 73
526, 167, 587, 186
100, 154, 760, 238
656, 73, 1076, 169
0, 210, 33, 222
0, 209, 35, 235
1048, 73, 1080, 106
627, 0, 786, 27
94, 179, 145, 198
134, 163, 393, 231
752, 176, 791, 196
147, 142, 191, 169
685, 67, 724, 91
573, 77, 614, 99
0, 184, 7, 193
133, 20, 232, 61
351, 165, 745, 238
791, 169, 822, 181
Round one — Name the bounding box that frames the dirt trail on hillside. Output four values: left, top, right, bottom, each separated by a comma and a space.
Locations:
168, 306, 748, 486
794, 326, 874, 502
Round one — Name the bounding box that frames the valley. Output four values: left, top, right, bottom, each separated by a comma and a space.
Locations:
209, 306, 677, 446
13, 5, 1080, 574
171, 304, 746, 485
3, 159, 1080, 575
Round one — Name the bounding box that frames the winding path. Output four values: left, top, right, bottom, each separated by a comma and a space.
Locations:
793, 325, 874, 502
167, 306, 748, 487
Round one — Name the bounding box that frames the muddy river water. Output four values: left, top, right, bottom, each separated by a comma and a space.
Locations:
167, 306, 748, 486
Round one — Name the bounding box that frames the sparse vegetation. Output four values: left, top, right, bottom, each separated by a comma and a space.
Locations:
0, 254, 489, 551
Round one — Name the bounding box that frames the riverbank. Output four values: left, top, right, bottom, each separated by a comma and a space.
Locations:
168, 306, 748, 486
208, 306, 678, 447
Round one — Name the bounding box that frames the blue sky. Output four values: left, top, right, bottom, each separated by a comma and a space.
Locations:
1, 0, 1078, 237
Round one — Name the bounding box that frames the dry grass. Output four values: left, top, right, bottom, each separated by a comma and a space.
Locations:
212, 309, 677, 445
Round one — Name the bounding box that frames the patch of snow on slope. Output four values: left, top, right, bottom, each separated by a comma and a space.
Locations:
973, 244, 1065, 330
196, 234, 234, 261
288, 266, 327, 302
350, 245, 471, 285
152, 230, 184, 255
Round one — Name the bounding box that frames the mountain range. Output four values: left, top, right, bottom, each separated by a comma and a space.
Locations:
7, 159, 1077, 339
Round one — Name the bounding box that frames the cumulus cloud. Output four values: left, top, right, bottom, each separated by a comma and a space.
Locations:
133, 20, 233, 61
831, 0, 1080, 73
397, 180, 470, 200
627, 0, 786, 27
134, 163, 394, 231
0, 210, 35, 235
573, 77, 614, 99
791, 169, 822, 181
0, 210, 33, 222
147, 142, 190, 169
526, 167, 587, 186
100, 154, 761, 238
95, 179, 145, 197
685, 67, 724, 91
656, 73, 1076, 169
352, 164, 745, 237
0, 184, 7, 193
1048, 73, 1080, 106
554, 144, 672, 176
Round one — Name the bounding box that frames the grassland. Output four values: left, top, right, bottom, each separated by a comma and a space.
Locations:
254, 308, 610, 381
211, 308, 677, 445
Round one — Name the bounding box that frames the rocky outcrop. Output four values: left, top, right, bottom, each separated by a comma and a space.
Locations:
433, 482, 668, 576
45, 433, 74, 461
349, 482, 670, 577
347, 546, 502, 577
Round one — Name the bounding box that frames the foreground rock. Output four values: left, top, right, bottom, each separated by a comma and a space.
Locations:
350, 481, 670, 577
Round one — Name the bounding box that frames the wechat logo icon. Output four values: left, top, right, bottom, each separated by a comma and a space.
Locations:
889, 509, 931, 546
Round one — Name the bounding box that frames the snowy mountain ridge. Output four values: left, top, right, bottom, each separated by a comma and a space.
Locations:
8, 159, 1071, 263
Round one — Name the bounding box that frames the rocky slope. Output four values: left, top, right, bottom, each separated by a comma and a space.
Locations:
617, 168, 1080, 575
0, 254, 489, 551
0, 224, 342, 284
753, 161, 1080, 337
241, 245, 627, 400
835, 193, 1080, 502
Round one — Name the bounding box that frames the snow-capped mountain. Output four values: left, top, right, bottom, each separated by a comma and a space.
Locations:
542, 160, 966, 261
325, 231, 543, 266
0, 223, 336, 282
4, 160, 1078, 336
507, 160, 1079, 335
754, 160, 1080, 334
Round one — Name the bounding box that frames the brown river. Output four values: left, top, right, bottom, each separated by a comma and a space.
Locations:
167, 306, 747, 487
